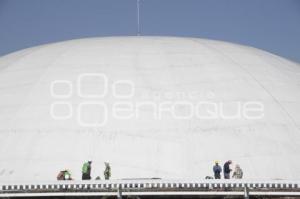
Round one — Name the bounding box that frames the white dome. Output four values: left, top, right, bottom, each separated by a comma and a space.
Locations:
0, 36, 300, 182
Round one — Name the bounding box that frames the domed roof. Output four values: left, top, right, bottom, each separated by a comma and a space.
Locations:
0, 36, 300, 182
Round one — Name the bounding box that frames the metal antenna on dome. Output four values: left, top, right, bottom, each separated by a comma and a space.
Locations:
137, 0, 141, 36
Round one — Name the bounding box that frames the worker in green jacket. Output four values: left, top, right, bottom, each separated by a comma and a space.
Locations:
82, 161, 92, 180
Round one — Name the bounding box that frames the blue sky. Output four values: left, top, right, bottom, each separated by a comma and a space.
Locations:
0, 0, 300, 63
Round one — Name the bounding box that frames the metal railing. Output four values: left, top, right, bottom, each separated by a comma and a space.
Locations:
0, 179, 299, 198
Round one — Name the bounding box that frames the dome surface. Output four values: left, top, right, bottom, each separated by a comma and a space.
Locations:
0, 37, 300, 182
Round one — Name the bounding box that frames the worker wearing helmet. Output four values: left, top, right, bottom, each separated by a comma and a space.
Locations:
213, 161, 222, 179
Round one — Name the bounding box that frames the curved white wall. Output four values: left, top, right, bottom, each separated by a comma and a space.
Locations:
0, 37, 299, 182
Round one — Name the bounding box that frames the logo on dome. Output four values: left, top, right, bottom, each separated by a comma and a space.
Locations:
50, 73, 264, 127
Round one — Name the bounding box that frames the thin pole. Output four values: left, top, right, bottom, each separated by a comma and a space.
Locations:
137, 0, 140, 36
117, 187, 122, 199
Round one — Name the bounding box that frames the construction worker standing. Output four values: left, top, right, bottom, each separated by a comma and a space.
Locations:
82, 161, 92, 180
232, 164, 243, 179
213, 161, 222, 179
104, 162, 111, 180
223, 160, 232, 179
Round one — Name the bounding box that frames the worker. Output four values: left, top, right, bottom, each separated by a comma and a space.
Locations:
82, 161, 92, 180
57, 170, 73, 180
213, 161, 222, 179
104, 162, 111, 180
232, 164, 243, 179
64, 170, 73, 180
57, 170, 65, 180
223, 160, 232, 179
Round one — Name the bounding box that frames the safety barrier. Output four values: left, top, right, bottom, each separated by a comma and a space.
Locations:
0, 179, 299, 198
